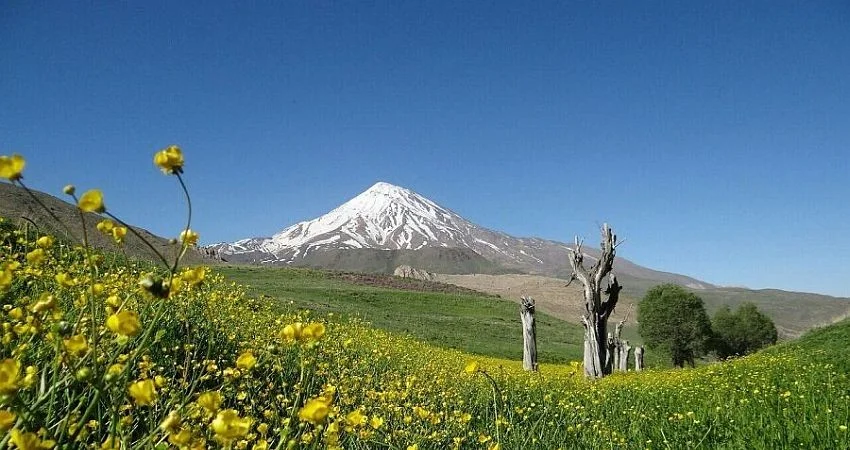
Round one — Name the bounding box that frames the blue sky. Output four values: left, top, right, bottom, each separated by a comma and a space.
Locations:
2, 2, 849, 296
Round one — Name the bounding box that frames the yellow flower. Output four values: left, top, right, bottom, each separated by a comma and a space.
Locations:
35, 236, 54, 249
406, 445, 419, 450
302, 322, 326, 341
111, 227, 127, 245
210, 409, 252, 441
63, 335, 89, 357
345, 410, 367, 428
31, 293, 56, 313
236, 351, 257, 370
96, 219, 114, 233
63, 184, 75, 195
106, 311, 141, 337
169, 429, 193, 446
0, 269, 11, 291
55, 272, 75, 287
0, 154, 25, 181
298, 397, 332, 425
10, 429, 53, 450
128, 379, 157, 406
197, 391, 223, 413
488, 443, 501, 450
100, 436, 120, 450
154, 145, 184, 174
181, 267, 206, 287
160, 411, 181, 432
78, 189, 105, 213
0, 359, 21, 394
464, 361, 479, 375
26, 248, 45, 266
370, 416, 384, 430
179, 229, 199, 246
107, 363, 124, 377
0, 409, 15, 430
280, 323, 303, 341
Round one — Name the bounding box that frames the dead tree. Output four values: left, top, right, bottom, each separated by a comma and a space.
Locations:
611, 305, 632, 372
566, 223, 622, 378
634, 346, 644, 371
619, 340, 632, 372
520, 296, 539, 372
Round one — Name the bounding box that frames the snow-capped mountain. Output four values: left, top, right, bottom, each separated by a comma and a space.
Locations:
209, 181, 713, 288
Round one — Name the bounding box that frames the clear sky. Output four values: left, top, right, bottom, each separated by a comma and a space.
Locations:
2, 2, 849, 296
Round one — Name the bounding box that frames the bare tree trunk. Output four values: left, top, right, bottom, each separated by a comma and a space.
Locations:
605, 332, 615, 374
520, 296, 538, 372
568, 224, 622, 379
619, 340, 631, 372
634, 346, 644, 371
609, 332, 619, 372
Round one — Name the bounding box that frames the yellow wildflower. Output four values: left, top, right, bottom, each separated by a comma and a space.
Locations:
26, 249, 45, 266
370, 416, 384, 430
0, 269, 11, 291
100, 436, 121, 450
111, 227, 127, 245
280, 322, 304, 341
0, 154, 25, 181
345, 410, 367, 428
96, 219, 114, 233
10, 429, 53, 450
181, 267, 206, 287
154, 145, 184, 174
55, 272, 75, 287
464, 361, 479, 375
197, 391, 223, 413
0, 361, 21, 393
63, 335, 89, 357
105, 311, 141, 337
63, 184, 75, 195
0, 410, 15, 430
160, 411, 181, 432
210, 409, 252, 441
31, 293, 56, 313
302, 322, 326, 340
35, 236, 54, 249
128, 379, 157, 406
78, 189, 105, 213
236, 351, 257, 370
169, 429, 193, 446
179, 229, 199, 246
298, 397, 332, 425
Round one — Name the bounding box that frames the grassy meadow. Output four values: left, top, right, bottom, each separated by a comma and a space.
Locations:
1, 150, 848, 449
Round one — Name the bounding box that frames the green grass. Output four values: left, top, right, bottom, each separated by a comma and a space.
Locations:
218, 265, 594, 364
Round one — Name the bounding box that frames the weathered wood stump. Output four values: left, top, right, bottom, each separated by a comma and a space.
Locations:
634, 346, 644, 371
520, 296, 538, 372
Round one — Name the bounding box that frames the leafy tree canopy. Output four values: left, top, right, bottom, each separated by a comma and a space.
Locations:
713, 302, 778, 358
638, 284, 713, 367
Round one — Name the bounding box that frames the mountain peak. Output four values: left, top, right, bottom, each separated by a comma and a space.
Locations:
365, 181, 408, 195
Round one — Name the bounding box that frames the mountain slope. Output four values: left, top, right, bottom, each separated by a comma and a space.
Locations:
210, 181, 712, 287
0, 182, 212, 265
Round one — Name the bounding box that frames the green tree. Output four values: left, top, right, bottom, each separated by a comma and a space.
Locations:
638, 284, 713, 367
712, 302, 778, 358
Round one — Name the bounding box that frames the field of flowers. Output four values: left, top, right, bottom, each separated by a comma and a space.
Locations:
1, 150, 848, 449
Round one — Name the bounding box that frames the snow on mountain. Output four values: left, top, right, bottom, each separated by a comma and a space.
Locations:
208, 181, 714, 288
210, 181, 540, 265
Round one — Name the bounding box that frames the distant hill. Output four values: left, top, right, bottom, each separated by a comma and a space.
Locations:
438, 272, 850, 338
0, 182, 212, 266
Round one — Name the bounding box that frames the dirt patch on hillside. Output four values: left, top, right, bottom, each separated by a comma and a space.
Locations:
434, 273, 638, 325
326, 271, 500, 297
